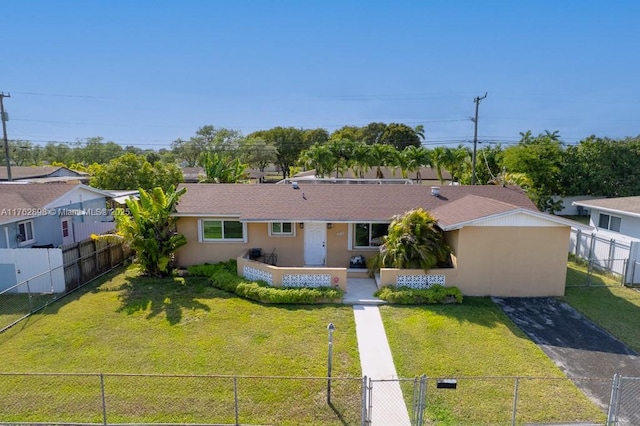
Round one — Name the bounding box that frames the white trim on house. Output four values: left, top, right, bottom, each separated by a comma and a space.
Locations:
573, 202, 640, 220
17, 220, 36, 246
44, 184, 110, 208
440, 209, 590, 231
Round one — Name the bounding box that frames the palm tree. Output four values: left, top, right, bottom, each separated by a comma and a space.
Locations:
200, 152, 249, 183
299, 143, 335, 178
351, 143, 373, 178
369, 144, 397, 178
431, 146, 454, 184
326, 139, 356, 178
369, 208, 451, 272
402, 146, 432, 182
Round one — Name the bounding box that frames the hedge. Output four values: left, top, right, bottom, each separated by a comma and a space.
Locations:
374, 285, 463, 304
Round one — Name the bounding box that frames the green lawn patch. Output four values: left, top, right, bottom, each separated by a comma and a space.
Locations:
564, 262, 640, 352
0, 265, 361, 424
380, 298, 605, 425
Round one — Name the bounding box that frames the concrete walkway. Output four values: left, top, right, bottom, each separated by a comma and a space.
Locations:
350, 278, 411, 426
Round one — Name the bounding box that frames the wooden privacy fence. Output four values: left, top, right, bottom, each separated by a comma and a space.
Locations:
62, 238, 132, 292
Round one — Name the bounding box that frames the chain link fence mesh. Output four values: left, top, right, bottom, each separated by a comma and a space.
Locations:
4, 373, 640, 425
0, 373, 364, 425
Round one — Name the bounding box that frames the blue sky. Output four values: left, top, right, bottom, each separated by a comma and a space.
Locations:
3, 1, 640, 150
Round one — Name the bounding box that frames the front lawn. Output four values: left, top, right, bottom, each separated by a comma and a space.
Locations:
0, 265, 361, 425
380, 298, 605, 425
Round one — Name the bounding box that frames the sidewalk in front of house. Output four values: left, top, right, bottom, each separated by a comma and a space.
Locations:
350, 278, 411, 426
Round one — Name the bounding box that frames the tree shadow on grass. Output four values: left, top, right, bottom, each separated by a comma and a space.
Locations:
115, 274, 233, 325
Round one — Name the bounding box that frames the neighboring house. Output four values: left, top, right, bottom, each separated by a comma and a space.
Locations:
0, 166, 89, 183
573, 197, 640, 238
0, 183, 112, 248
174, 183, 577, 297
294, 166, 452, 185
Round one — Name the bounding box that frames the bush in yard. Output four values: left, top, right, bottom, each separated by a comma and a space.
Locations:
187, 260, 343, 304
375, 285, 463, 304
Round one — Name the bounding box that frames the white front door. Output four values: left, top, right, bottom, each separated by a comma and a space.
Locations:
61, 218, 74, 245
304, 222, 326, 266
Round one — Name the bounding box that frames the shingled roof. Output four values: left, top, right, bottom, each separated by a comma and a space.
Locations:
175, 183, 538, 223
573, 196, 640, 217
0, 166, 86, 181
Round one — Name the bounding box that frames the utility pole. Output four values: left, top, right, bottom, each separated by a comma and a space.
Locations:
471, 92, 487, 185
0, 92, 11, 182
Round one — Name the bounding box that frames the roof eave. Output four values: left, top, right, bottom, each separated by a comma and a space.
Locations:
572, 201, 640, 220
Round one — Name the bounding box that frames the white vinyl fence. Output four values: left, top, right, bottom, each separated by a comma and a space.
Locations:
0, 248, 65, 293
569, 228, 640, 285
73, 221, 115, 242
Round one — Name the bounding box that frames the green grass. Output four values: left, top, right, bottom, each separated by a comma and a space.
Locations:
0, 265, 361, 425
564, 262, 640, 352
380, 298, 605, 425
1, 261, 628, 425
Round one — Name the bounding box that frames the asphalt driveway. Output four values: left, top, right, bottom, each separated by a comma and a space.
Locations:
494, 297, 640, 421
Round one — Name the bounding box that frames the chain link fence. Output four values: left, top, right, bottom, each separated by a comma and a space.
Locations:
608, 374, 640, 425
2, 372, 631, 425
0, 372, 364, 425
370, 376, 611, 426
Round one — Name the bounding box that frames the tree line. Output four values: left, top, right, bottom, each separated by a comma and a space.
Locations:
4, 125, 640, 213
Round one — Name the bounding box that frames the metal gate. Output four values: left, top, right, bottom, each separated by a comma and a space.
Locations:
365, 376, 427, 426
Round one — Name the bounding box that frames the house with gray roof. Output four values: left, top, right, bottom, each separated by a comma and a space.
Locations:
0, 166, 89, 183
0, 183, 112, 248
573, 196, 640, 238
174, 182, 577, 297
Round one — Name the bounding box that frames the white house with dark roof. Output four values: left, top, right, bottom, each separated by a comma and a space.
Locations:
573, 197, 640, 238
174, 183, 579, 297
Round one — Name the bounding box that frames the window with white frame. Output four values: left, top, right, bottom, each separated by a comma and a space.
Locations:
354, 223, 388, 248
17, 220, 35, 245
270, 222, 294, 236
598, 213, 621, 232
200, 219, 246, 242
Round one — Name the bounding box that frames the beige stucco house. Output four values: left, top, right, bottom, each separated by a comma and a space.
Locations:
174, 183, 575, 297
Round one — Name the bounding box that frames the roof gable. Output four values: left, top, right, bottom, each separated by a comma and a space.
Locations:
0, 183, 107, 222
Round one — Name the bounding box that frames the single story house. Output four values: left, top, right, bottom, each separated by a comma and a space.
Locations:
0, 183, 112, 248
573, 197, 640, 238
174, 183, 577, 297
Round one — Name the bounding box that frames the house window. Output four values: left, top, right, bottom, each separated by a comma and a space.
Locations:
354, 223, 388, 248
200, 219, 246, 242
270, 222, 294, 236
598, 214, 621, 232
62, 220, 70, 238
17, 220, 35, 245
